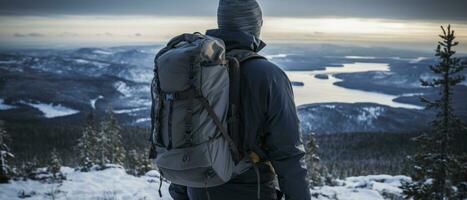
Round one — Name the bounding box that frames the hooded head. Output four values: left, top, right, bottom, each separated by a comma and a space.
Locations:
217, 0, 263, 38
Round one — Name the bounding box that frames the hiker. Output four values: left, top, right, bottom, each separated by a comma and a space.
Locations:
150, 0, 310, 199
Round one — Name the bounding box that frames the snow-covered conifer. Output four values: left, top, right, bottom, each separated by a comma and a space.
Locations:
305, 133, 335, 187
76, 113, 98, 171
138, 149, 153, 176
47, 149, 65, 182
93, 109, 126, 168
127, 149, 152, 176
126, 149, 141, 176
95, 123, 110, 167
0, 121, 14, 183
402, 25, 467, 199
105, 110, 126, 165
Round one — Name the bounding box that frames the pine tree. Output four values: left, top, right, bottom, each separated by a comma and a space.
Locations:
0, 121, 14, 183
94, 109, 126, 168
105, 110, 126, 165
305, 133, 335, 187
95, 122, 110, 167
127, 149, 153, 176
21, 157, 39, 180
76, 113, 98, 171
47, 149, 65, 182
402, 25, 467, 200
138, 149, 153, 176
126, 149, 141, 176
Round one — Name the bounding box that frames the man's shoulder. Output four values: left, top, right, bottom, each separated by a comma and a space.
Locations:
240, 58, 286, 81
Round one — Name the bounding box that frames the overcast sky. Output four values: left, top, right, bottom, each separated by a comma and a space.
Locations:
0, 0, 466, 21
1, 0, 466, 51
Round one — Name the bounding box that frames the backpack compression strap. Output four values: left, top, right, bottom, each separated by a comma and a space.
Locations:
198, 94, 241, 162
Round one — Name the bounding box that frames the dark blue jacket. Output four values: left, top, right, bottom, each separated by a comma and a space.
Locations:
169, 29, 311, 200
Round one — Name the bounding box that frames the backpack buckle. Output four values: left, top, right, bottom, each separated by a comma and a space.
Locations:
164, 93, 174, 101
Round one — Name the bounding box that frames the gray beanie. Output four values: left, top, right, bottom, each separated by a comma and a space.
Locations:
217, 0, 263, 38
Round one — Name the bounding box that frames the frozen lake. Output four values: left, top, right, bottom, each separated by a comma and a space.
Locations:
286, 62, 422, 109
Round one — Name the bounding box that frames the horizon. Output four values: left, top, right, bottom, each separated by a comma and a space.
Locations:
1, 0, 467, 52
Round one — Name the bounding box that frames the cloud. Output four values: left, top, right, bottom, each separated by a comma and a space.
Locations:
58, 32, 79, 37
13, 32, 45, 37
0, 0, 466, 21
134, 33, 142, 37
95, 32, 113, 37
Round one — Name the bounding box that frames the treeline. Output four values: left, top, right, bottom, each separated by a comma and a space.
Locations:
4, 118, 437, 178
3, 118, 465, 182
313, 132, 420, 178
6, 119, 150, 168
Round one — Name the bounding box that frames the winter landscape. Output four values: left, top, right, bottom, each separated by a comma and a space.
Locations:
1, 40, 466, 199
1, 0, 467, 199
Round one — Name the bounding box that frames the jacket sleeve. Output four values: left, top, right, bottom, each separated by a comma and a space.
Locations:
262, 68, 311, 200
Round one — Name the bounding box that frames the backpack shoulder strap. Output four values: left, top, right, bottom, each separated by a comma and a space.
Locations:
226, 49, 265, 64
224, 49, 266, 162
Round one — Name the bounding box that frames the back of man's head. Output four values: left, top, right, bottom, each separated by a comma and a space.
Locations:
217, 0, 263, 38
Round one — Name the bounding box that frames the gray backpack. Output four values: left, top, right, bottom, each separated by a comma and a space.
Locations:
149, 33, 264, 188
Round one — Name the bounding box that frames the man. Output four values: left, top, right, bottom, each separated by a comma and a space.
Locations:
169, 0, 311, 199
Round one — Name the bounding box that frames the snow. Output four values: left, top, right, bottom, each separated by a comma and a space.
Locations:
22, 101, 80, 118
0, 98, 16, 110
93, 50, 113, 55
74, 59, 110, 68
409, 57, 427, 63
114, 81, 132, 97
400, 93, 424, 97
90, 95, 104, 109
0, 60, 18, 64
310, 175, 410, 200
357, 107, 385, 122
345, 56, 376, 60
74, 59, 91, 64
0, 167, 172, 200
322, 105, 336, 109
265, 54, 288, 59
0, 165, 411, 200
114, 107, 147, 114
136, 118, 151, 123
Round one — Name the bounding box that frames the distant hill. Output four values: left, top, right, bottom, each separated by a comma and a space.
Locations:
298, 103, 434, 134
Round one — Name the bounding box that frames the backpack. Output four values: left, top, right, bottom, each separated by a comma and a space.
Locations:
149, 33, 265, 188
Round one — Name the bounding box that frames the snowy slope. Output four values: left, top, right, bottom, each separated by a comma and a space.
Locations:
310, 175, 410, 200
298, 103, 433, 134
0, 167, 172, 200
0, 166, 410, 200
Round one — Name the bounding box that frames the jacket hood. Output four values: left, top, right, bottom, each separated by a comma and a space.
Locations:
206, 29, 266, 53
217, 0, 263, 38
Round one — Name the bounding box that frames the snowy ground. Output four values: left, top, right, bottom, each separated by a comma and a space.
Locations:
310, 175, 410, 200
0, 167, 409, 200
20, 101, 80, 118
0, 166, 172, 200
0, 98, 16, 110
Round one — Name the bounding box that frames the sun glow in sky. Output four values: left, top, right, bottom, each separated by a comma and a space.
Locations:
1, 15, 467, 51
